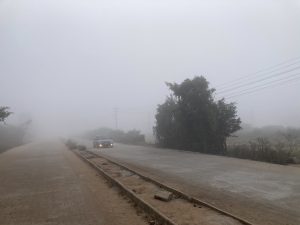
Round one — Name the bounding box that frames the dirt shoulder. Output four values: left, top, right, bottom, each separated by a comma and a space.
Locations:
0, 141, 148, 225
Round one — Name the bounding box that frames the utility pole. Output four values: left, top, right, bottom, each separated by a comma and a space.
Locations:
147, 111, 151, 133
113, 107, 118, 129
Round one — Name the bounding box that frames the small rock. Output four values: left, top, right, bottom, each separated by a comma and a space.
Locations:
154, 191, 173, 202
121, 170, 133, 177
149, 220, 155, 225
193, 203, 202, 208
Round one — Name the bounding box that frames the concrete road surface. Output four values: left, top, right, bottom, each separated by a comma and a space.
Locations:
88, 142, 300, 225
0, 141, 147, 225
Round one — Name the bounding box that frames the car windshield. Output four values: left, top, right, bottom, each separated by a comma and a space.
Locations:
100, 139, 113, 142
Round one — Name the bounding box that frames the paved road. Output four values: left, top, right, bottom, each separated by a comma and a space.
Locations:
0, 141, 147, 225
88, 142, 300, 225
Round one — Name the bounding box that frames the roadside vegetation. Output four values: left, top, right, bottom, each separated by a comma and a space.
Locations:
227, 126, 300, 164
84, 127, 146, 145
65, 139, 87, 151
154, 77, 299, 165
0, 106, 31, 153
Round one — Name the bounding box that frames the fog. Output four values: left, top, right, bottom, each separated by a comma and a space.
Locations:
0, 0, 300, 138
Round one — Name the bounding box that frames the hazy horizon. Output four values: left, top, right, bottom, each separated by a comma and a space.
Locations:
1, 0, 300, 137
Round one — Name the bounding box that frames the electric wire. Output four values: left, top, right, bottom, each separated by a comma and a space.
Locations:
216, 65, 300, 95
217, 73, 300, 96
225, 76, 300, 99
215, 56, 300, 90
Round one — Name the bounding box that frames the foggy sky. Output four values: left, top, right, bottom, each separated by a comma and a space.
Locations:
0, 0, 300, 137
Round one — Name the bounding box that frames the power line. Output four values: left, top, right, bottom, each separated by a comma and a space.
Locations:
218, 73, 300, 96
225, 76, 300, 99
215, 56, 300, 90
217, 60, 300, 92
216, 65, 300, 95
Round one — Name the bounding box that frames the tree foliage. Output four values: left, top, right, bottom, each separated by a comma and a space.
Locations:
0, 106, 12, 123
154, 76, 241, 154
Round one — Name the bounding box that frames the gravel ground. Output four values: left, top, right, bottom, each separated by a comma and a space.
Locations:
0, 141, 147, 225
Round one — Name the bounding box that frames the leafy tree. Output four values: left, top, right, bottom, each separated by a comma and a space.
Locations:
154, 96, 180, 148
214, 99, 241, 152
154, 76, 241, 154
0, 106, 12, 123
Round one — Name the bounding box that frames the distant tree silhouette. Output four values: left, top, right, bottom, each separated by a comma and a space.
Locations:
85, 127, 145, 144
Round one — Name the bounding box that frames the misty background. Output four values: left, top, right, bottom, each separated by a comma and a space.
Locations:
1, 0, 300, 139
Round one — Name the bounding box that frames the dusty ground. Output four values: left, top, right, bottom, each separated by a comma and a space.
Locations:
84, 142, 300, 225
90, 155, 242, 225
0, 141, 148, 225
